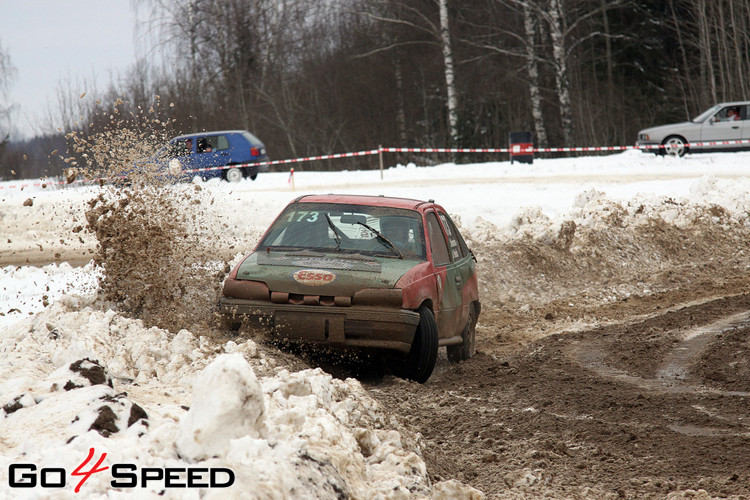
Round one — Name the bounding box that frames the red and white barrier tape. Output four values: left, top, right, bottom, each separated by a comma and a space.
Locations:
4, 140, 750, 190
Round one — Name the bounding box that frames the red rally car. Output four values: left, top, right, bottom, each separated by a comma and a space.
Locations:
219, 194, 480, 383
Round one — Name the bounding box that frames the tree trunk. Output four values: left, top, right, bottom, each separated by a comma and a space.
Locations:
439, 0, 459, 146
522, 3, 547, 148
548, 0, 575, 146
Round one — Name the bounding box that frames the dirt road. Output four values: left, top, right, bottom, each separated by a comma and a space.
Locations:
366, 278, 750, 498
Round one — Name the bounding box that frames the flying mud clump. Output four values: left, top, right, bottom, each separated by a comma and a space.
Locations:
67, 98, 226, 333
84, 188, 225, 334
62, 97, 175, 186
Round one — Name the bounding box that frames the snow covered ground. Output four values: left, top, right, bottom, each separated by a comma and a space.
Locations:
1, 149, 750, 498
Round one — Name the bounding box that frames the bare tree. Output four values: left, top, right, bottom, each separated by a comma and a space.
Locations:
522, 2, 548, 148
439, 0, 459, 145
0, 39, 16, 139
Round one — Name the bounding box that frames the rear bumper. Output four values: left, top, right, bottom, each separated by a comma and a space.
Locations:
218, 298, 419, 353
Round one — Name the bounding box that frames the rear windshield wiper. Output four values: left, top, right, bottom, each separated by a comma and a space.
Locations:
355, 221, 403, 259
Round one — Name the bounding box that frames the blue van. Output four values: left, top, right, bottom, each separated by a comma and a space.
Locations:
164, 130, 269, 182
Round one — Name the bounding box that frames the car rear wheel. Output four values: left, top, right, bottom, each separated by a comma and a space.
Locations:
225, 167, 244, 183
662, 136, 688, 157
447, 303, 477, 363
400, 305, 438, 383
249, 170, 258, 181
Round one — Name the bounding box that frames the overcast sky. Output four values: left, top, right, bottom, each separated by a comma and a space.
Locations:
0, 0, 140, 138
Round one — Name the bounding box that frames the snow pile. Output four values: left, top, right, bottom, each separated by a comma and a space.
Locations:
0, 261, 99, 329
460, 174, 750, 344
0, 296, 479, 498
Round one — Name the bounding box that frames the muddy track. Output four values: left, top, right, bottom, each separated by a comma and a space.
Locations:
365, 290, 750, 498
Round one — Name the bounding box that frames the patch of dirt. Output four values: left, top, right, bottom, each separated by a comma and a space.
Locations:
693, 324, 750, 394
367, 290, 750, 498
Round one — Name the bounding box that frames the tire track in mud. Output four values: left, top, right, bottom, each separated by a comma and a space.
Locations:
365, 291, 750, 498
570, 309, 750, 397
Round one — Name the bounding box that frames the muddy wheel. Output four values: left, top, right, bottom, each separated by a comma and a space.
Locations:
401, 306, 438, 383
225, 167, 244, 183
447, 303, 477, 363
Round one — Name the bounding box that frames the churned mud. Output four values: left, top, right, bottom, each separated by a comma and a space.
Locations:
6, 148, 750, 497
366, 288, 750, 499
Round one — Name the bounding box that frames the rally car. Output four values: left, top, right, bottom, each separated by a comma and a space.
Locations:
219, 194, 480, 383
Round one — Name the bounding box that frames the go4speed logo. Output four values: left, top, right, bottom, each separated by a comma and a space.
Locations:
6, 448, 234, 493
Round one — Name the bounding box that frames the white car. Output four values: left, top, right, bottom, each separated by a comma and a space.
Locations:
636, 101, 750, 157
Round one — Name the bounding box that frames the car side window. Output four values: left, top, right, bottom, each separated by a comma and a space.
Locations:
216, 135, 229, 150
426, 212, 451, 265
169, 139, 192, 156
716, 106, 742, 122
196, 135, 230, 153
438, 212, 468, 260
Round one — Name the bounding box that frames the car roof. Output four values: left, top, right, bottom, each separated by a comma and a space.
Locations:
171, 130, 249, 140
293, 194, 438, 211
717, 101, 750, 107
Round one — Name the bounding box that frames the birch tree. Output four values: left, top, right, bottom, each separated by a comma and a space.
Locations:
357, 0, 461, 146
439, 0, 459, 145
522, 3, 548, 148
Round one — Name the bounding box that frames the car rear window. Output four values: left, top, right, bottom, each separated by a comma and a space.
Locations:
242, 131, 262, 145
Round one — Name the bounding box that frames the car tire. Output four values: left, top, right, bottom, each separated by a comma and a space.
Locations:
662, 135, 688, 157
249, 169, 258, 181
225, 167, 244, 183
401, 305, 439, 383
447, 303, 477, 363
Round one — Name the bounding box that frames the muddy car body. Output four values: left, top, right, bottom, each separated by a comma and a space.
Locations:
161, 130, 269, 182
219, 194, 480, 382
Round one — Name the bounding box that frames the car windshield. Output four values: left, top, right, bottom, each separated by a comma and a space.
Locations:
259, 202, 426, 260
692, 104, 722, 123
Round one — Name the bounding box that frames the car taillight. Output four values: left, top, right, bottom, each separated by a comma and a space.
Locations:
251, 147, 260, 156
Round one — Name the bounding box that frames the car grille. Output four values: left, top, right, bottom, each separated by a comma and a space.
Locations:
271, 291, 351, 307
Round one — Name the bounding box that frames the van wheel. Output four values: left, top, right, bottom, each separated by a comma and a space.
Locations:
249, 170, 258, 181
400, 306, 438, 383
225, 167, 244, 182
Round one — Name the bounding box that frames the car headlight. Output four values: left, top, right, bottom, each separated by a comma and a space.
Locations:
223, 279, 270, 301
352, 288, 403, 307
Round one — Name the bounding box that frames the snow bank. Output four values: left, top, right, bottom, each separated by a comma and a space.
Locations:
0, 296, 480, 498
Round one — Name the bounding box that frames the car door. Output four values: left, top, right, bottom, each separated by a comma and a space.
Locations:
166, 138, 197, 177
425, 211, 462, 339
437, 212, 475, 330
741, 105, 750, 143
194, 135, 227, 172
701, 106, 743, 147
